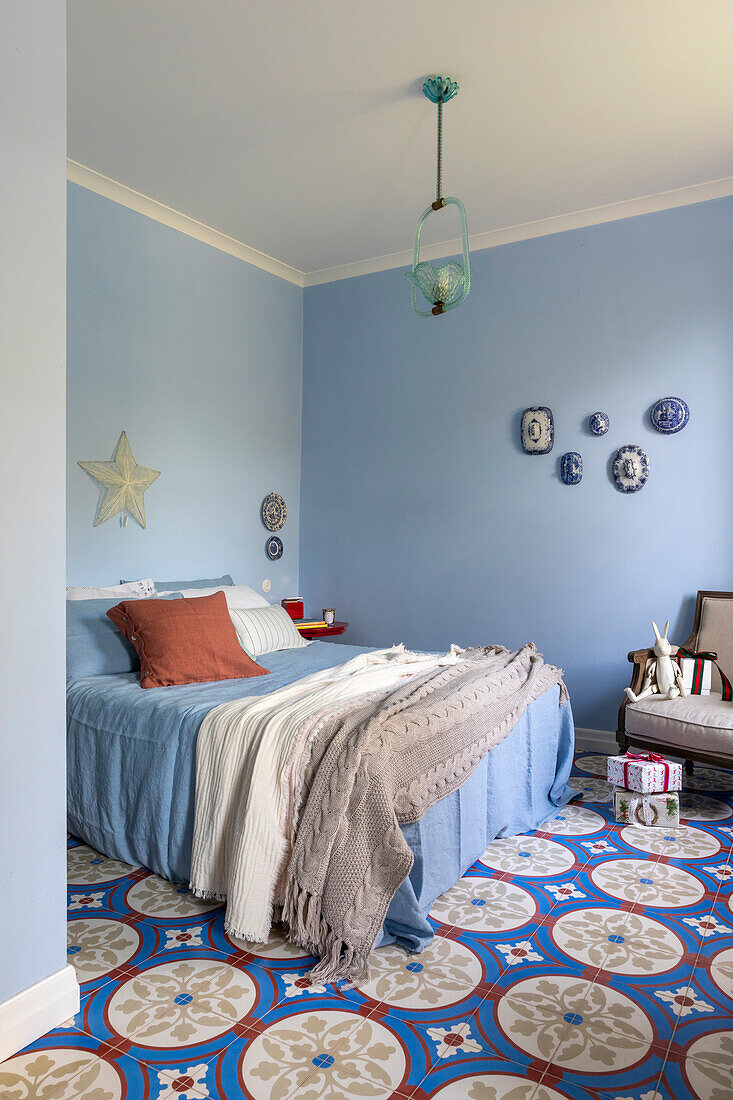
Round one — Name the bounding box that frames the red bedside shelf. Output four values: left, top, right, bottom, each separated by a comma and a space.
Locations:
296, 621, 348, 640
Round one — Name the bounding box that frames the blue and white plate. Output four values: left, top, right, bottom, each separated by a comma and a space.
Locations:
612, 444, 649, 493
266, 536, 283, 560
261, 492, 287, 531
560, 452, 583, 485
588, 411, 609, 436
521, 407, 554, 454
650, 396, 689, 433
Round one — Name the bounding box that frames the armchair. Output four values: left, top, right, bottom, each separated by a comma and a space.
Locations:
618, 591, 733, 774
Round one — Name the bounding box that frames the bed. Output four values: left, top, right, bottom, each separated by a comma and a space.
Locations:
67, 638, 575, 954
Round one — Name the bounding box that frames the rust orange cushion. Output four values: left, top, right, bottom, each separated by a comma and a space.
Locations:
107, 591, 269, 688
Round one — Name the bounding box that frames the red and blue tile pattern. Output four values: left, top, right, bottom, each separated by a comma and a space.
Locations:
1, 752, 731, 1098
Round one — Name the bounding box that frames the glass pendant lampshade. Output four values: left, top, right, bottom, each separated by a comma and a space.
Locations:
407, 261, 464, 306
406, 76, 471, 317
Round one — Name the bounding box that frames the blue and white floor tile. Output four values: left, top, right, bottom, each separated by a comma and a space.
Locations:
3, 751, 732, 1099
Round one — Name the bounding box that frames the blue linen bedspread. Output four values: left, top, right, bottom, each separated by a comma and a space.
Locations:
67, 641, 574, 951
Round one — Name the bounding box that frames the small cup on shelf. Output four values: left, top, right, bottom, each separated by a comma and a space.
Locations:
323, 608, 335, 626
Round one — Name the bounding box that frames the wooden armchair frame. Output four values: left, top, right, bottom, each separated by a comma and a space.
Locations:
617, 591, 733, 774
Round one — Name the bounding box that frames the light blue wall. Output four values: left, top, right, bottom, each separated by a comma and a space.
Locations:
67, 184, 303, 602
1, 1, 67, 1006
67, 186, 733, 732
301, 198, 733, 731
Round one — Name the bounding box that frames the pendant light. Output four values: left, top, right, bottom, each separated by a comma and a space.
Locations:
406, 75, 471, 317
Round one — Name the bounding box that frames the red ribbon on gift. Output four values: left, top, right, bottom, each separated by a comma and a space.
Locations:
677, 647, 733, 701
623, 750, 671, 790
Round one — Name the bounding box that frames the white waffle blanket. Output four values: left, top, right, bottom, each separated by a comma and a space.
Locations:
189, 645, 463, 942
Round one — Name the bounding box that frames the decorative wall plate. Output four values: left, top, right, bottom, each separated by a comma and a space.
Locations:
560, 452, 583, 485
261, 492, 287, 531
588, 411, 609, 436
521, 407, 554, 454
650, 396, 689, 434
266, 535, 283, 561
612, 445, 649, 493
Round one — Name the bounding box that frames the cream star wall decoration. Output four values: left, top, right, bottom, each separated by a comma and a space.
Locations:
78, 431, 160, 528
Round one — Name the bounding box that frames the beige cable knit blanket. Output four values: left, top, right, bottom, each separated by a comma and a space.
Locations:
282, 643, 567, 984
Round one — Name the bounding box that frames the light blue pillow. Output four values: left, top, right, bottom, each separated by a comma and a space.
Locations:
119, 575, 234, 590
67, 594, 182, 680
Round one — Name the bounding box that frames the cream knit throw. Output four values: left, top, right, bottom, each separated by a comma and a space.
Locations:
190, 645, 464, 941
282, 643, 567, 984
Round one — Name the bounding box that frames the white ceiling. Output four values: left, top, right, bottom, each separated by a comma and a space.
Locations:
68, 0, 733, 280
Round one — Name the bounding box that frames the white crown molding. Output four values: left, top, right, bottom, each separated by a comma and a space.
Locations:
67, 160, 306, 287
0, 965, 80, 1063
304, 174, 733, 286
68, 160, 733, 289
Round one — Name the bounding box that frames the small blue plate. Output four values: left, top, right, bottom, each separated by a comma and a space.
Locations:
560, 452, 582, 485
266, 536, 283, 560
588, 411, 609, 436
650, 396, 689, 434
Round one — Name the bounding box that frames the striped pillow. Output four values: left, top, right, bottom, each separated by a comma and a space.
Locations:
230, 605, 308, 658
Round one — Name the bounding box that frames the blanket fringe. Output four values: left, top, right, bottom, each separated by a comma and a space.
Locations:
188, 885, 228, 903
282, 882, 370, 985
309, 939, 370, 987
191, 885, 274, 944
221, 921, 268, 945
189, 884, 270, 944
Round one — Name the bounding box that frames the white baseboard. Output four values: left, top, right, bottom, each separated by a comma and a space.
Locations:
0, 965, 80, 1063
575, 727, 617, 753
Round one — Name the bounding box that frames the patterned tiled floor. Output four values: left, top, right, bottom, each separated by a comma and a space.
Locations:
2, 752, 732, 1099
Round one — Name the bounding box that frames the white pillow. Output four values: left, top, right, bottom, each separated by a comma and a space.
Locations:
158, 584, 270, 609
66, 578, 156, 601
230, 605, 308, 657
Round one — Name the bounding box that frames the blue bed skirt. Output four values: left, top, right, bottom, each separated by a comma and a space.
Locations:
67, 642, 574, 952
380, 683, 574, 949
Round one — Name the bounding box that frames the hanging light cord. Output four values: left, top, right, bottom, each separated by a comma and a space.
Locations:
435, 97, 444, 207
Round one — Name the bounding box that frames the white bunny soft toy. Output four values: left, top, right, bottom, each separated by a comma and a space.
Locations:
625, 620, 688, 702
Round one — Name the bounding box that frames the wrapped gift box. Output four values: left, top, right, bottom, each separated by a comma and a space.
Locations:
614, 788, 680, 828
607, 752, 682, 794
678, 656, 713, 695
